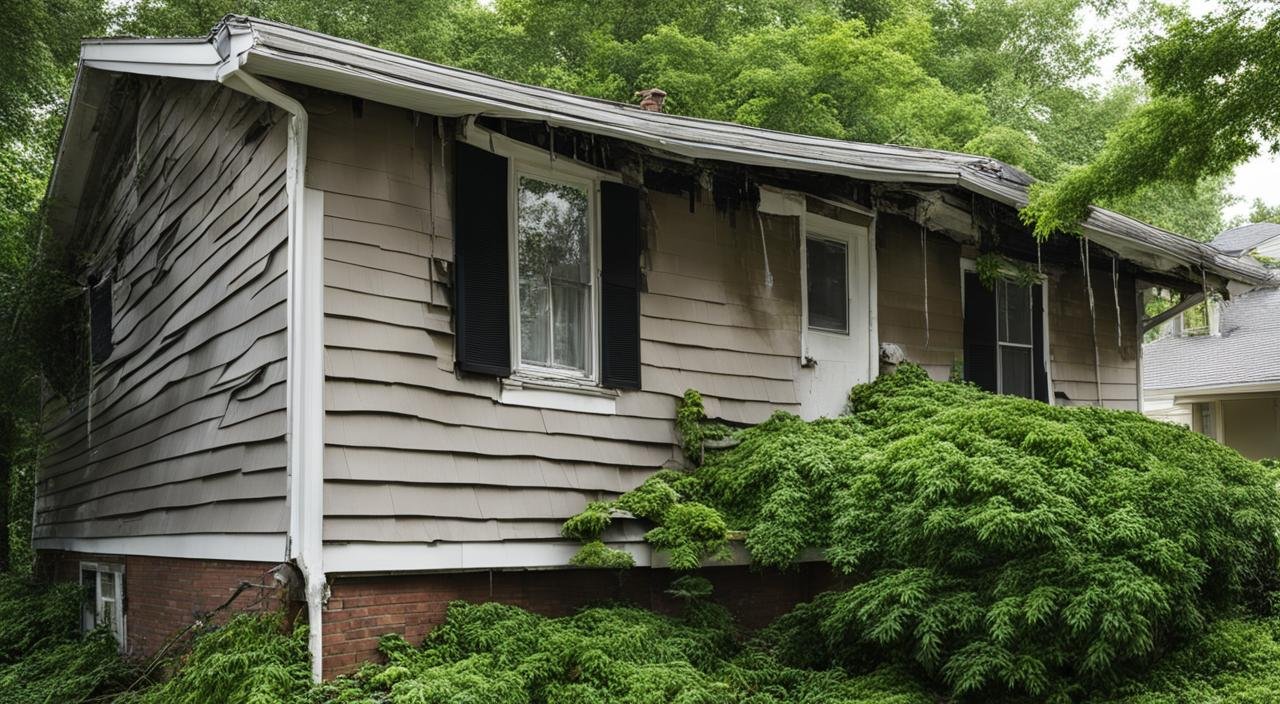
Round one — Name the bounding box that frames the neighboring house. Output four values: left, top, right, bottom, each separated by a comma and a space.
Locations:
37, 17, 1274, 678
1144, 235, 1280, 460
1210, 221, 1280, 261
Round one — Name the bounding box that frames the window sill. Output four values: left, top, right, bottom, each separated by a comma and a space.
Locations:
499, 375, 618, 415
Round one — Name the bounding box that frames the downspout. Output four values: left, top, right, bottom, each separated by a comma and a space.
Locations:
218, 70, 326, 682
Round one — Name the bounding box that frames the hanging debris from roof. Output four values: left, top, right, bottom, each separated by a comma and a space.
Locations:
1081, 237, 1103, 406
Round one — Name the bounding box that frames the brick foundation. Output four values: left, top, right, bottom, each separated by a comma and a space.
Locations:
322, 562, 836, 678
37, 551, 836, 678
36, 550, 289, 659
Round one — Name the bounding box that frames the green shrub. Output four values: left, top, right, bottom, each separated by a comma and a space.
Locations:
565, 364, 1280, 699
0, 573, 133, 703
116, 613, 312, 704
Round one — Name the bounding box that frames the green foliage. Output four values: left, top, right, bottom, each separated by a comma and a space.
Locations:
0, 573, 133, 703
569, 540, 636, 569
321, 598, 934, 703
117, 613, 313, 704
571, 364, 1280, 698
1025, 4, 1280, 238
561, 500, 614, 541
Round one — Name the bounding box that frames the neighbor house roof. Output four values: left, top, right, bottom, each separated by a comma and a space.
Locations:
1210, 222, 1280, 257
1144, 285, 1280, 392
51, 15, 1277, 289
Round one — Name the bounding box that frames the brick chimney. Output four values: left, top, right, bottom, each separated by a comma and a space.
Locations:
635, 88, 667, 112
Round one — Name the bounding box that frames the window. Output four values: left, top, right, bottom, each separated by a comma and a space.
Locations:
89, 274, 113, 363
962, 267, 1047, 402
806, 236, 849, 334
453, 137, 641, 392
1197, 402, 1219, 440
515, 175, 594, 377
80, 563, 125, 649
996, 280, 1035, 398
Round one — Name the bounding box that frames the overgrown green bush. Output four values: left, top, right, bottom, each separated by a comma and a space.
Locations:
0, 573, 133, 703
115, 613, 313, 704
565, 364, 1280, 699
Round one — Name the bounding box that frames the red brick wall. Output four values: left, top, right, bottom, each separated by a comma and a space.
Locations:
322, 562, 836, 678
37, 550, 288, 658
37, 550, 836, 678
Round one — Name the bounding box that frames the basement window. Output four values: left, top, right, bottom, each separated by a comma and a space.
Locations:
80, 562, 125, 649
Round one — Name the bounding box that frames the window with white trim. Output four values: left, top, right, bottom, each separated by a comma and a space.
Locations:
80, 562, 125, 649
514, 173, 595, 378
996, 280, 1035, 398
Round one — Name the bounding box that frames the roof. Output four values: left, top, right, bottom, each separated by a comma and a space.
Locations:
1143, 285, 1280, 391
1210, 222, 1280, 257
51, 15, 1277, 288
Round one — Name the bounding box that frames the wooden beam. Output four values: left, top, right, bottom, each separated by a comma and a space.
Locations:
1143, 291, 1204, 332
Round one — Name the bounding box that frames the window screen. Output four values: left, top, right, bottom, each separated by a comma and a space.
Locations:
807, 236, 849, 333
996, 281, 1036, 399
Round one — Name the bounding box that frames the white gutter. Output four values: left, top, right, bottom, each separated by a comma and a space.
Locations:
216, 71, 326, 683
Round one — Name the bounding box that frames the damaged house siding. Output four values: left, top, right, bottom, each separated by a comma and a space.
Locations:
307, 94, 817, 569
36, 79, 290, 557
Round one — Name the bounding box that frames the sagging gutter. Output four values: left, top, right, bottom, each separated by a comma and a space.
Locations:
217, 70, 326, 682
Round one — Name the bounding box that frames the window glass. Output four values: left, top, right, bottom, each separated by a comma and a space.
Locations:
807, 236, 849, 333
995, 280, 1036, 399
1198, 403, 1218, 440
999, 345, 1033, 398
517, 176, 591, 373
999, 281, 1033, 344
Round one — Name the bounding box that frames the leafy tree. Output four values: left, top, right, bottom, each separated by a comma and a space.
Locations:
1025, 2, 1280, 238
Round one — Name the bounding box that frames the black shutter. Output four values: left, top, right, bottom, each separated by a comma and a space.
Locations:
453, 142, 511, 376
1032, 283, 1049, 403
963, 271, 997, 393
600, 182, 642, 389
89, 276, 113, 364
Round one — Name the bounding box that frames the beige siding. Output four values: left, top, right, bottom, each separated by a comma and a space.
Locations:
875, 215, 1140, 409
875, 215, 964, 381
310, 95, 808, 553
1047, 267, 1141, 410
36, 80, 289, 546
1221, 397, 1280, 460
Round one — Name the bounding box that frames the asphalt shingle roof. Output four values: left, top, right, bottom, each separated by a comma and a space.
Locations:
1143, 285, 1280, 391
1210, 222, 1280, 256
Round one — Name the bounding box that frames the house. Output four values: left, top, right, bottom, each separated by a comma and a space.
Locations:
1143, 224, 1280, 459
36, 16, 1275, 678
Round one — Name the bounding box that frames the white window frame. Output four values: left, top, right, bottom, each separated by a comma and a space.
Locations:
457, 122, 624, 407
509, 167, 601, 384
79, 561, 126, 650
960, 258, 1053, 404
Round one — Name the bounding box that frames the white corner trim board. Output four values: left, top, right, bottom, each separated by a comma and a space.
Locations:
34, 534, 287, 563
218, 71, 326, 683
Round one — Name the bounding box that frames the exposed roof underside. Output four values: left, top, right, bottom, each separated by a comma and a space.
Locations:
51, 15, 1277, 288
1144, 285, 1280, 392
1210, 222, 1280, 257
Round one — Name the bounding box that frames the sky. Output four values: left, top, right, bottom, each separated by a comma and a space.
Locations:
1085, 1, 1278, 223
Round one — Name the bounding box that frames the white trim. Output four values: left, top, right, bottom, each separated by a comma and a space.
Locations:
80, 561, 127, 650
868, 212, 879, 381
35, 533, 286, 561
499, 380, 618, 415
323, 540, 825, 574
1165, 380, 1280, 398
218, 71, 325, 683
508, 167, 600, 382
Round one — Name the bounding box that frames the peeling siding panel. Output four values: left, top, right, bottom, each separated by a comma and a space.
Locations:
874, 215, 964, 381
1047, 267, 1141, 410
36, 79, 289, 550
311, 95, 810, 553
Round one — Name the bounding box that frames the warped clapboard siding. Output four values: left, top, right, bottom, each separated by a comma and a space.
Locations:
35, 79, 289, 548
875, 213, 1140, 409
307, 93, 807, 551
